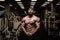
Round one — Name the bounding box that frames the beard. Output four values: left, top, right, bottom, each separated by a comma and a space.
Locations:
28, 13, 33, 17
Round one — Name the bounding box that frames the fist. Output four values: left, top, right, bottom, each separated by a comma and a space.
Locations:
26, 32, 33, 37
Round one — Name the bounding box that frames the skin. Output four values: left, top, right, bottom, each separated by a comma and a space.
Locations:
21, 8, 40, 37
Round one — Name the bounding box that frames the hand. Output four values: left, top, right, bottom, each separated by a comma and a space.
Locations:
27, 29, 37, 36
32, 29, 37, 35
28, 30, 37, 37
27, 33, 33, 37
25, 32, 33, 37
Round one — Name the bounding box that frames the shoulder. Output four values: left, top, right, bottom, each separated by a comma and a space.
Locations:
22, 16, 28, 20
34, 15, 40, 20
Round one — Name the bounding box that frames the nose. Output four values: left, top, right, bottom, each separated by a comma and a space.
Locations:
28, 9, 33, 12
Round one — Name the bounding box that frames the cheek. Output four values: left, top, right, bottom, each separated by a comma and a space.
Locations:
28, 10, 30, 12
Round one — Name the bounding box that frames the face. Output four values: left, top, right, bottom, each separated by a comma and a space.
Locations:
28, 8, 34, 15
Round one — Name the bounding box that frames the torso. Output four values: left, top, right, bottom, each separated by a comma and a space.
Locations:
23, 15, 40, 33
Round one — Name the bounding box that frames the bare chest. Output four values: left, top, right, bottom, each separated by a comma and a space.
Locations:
25, 17, 36, 24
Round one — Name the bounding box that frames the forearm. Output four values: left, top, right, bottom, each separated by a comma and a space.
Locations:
36, 25, 40, 30
33, 22, 40, 33
22, 26, 26, 32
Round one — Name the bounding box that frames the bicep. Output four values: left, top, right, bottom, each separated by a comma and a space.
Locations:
21, 18, 25, 26
35, 18, 40, 29
36, 18, 40, 25
36, 19, 40, 26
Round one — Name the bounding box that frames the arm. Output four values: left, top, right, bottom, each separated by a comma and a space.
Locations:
21, 19, 29, 35
35, 18, 40, 31
32, 18, 40, 34
35, 20, 40, 31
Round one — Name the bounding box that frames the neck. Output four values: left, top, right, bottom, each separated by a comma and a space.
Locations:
28, 15, 33, 18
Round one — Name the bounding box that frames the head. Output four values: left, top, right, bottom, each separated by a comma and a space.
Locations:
28, 7, 34, 16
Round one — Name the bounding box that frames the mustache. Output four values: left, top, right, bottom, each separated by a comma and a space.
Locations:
28, 14, 33, 16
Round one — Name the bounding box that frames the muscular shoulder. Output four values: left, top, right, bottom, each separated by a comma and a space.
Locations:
22, 16, 28, 21
33, 15, 40, 21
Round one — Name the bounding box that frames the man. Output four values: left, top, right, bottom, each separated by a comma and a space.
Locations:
20, 7, 40, 40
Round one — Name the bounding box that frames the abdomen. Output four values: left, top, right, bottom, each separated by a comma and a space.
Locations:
26, 24, 36, 33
